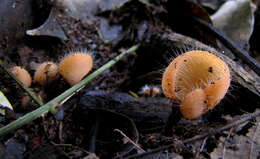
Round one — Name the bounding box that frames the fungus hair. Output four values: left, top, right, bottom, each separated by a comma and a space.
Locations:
59, 52, 93, 85
10, 66, 32, 87
34, 62, 59, 85
162, 50, 231, 119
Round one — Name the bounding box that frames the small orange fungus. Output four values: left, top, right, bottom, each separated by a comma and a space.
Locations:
10, 66, 32, 87
34, 62, 59, 85
59, 52, 93, 85
162, 51, 231, 119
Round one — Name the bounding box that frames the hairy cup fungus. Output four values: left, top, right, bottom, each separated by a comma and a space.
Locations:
10, 66, 32, 87
59, 52, 93, 85
162, 50, 231, 119
34, 62, 59, 85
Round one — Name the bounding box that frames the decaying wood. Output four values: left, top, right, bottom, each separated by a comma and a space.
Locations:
79, 91, 178, 130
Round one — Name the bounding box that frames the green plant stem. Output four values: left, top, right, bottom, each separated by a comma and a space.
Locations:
0, 44, 139, 136
0, 61, 43, 106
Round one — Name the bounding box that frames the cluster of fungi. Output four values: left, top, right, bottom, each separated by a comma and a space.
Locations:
10, 52, 93, 87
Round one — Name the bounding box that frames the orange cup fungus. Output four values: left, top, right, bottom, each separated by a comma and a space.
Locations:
162, 50, 231, 119
10, 66, 32, 87
59, 52, 93, 85
34, 62, 59, 85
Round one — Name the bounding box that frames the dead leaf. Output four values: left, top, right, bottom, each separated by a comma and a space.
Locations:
26, 0, 131, 40
199, 0, 226, 11
211, 0, 256, 47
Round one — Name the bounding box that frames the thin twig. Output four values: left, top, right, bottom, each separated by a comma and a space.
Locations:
0, 61, 43, 106
114, 129, 145, 153
249, 122, 260, 159
199, 137, 207, 152
123, 110, 260, 159
222, 128, 234, 159
195, 137, 207, 158
51, 141, 91, 154
59, 121, 64, 144
0, 44, 139, 136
